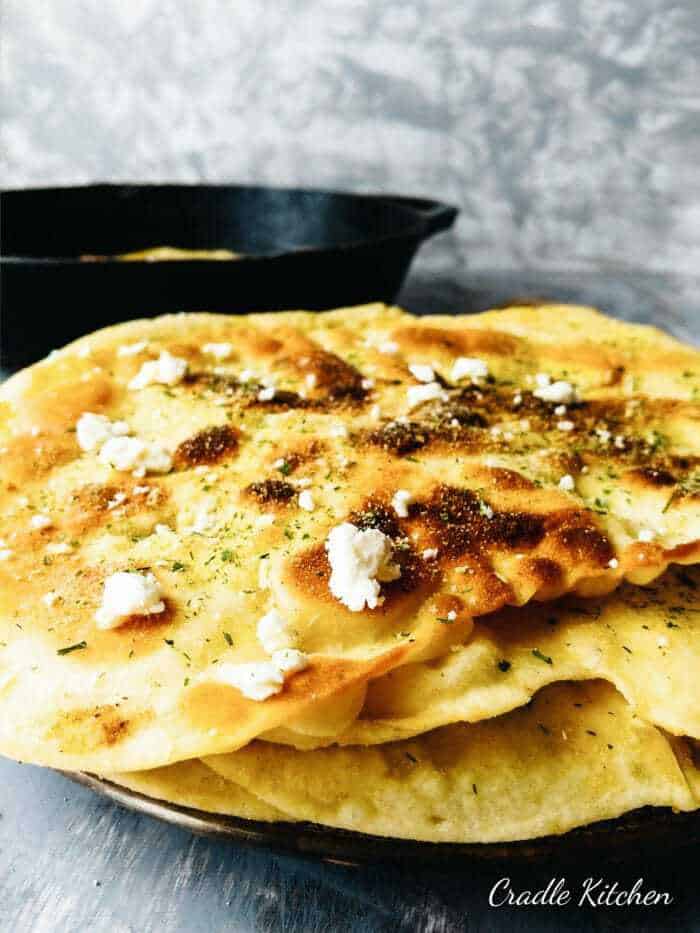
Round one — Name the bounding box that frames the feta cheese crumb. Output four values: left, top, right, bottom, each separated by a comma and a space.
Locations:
557, 420, 575, 432
202, 342, 233, 360
214, 661, 285, 701
98, 436, 173, 477
305, 372, 318, 390
76, 413, 130, 452
329, 423, 348, 438
46, 542, 71, 555
608, 558, 619, 569
213, 649, 309, 701
451, 357, 489, 383
406, 382, 446, 410
422, 547, 438, 560
533, 379, 576, 404
326, 522, 401, 611
558, 474, 575, 492
378, 340, 399, 354
94, 571, 165, 630
257, 386, 276, 402
637, 528, 656, 543
361, 378, 375, 390
534, 373, 551, 388
298, 490, 315, 512
554, 404, 567, 416
370, 404, 382, 420
118, 341, 149, 357
31, 513, 53, 530
129, 351, 188, 390
42, 591, 59, 608
271, 648, 308, 675
447, 610, 457, 621
391, 489, 414, 518
409, 363, 436, 384
257, 608, 296, 653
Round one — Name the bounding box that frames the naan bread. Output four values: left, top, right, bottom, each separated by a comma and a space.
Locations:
0, 304, 697, 772
103, 759, 289, 821
266, 565, 700, 748
206, 681, 698, 842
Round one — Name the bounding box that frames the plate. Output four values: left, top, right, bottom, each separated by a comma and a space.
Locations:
65, 771, 700, 866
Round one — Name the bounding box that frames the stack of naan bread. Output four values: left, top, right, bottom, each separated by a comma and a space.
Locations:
1, 302, 699, 843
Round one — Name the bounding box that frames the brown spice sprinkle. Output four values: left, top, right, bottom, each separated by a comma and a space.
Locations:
174, 424, 240, 468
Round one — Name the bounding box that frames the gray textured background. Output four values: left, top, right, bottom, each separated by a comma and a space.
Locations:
2, 3, 700, 932
2, 0, 700, 277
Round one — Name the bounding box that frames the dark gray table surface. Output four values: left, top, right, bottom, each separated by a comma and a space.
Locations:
1, 266, 699, 933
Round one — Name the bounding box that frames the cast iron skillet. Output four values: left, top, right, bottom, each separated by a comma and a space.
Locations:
66, 771, 700, 867
0, 183, 457, 368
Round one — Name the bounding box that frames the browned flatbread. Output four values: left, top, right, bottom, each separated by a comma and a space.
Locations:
0, 303, 697, 773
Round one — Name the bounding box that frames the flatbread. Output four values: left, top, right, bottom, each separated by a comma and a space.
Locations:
206, 681, 698, 842
0, 303, 698, 772
266, 565, 700, 748
103, 759, 289, 821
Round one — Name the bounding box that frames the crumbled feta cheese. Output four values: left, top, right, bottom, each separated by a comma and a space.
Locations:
378, 340, 399, 354
608, 558, 619, 569
391, 489, 414, 518
554, 404, 567, 416
534, 373, 551, 388
238, 369, 256, 383
406, 382, 446, 410
330, 423, 348, 438
257, 386, 276, 402
257, 608, 296, 654
326, 522, 401, 612
409, 363, 436, 384
271, 648, 308, 675
657, 635, 669, 648
614, 435, 626, 449
305, 372, 317, 390
94, 571, 165, 630
595, 428, 611, 444
31, 513, 53, 530
298, 490, 315, 512
213, 661, 285, 701
98, 436, 173, 477
637, 529, 656, 543
451, 357, 489, 383
272, 458, 286, 469
76, 413, 130, 452
183, 500, 217, 535
46, 542, 71, 555
294, 477, 312, 488
557, 420, 575, 432
257, 513, 275, 527
106, 491, 128, 510
202, 342, 233, 360
447, 609, 457, 621
370, 404, 382, 420
129, 351, 188, 389
533, 379, 576, 404
558, 474, 575, 492
361, 378, 375, 390
42, 591, 59, 608
422, 548, 438, 560
118, 341, 149, 357
512, 393, 522, 407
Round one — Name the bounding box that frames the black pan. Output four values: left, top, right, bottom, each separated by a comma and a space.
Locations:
0, 184, 457, 368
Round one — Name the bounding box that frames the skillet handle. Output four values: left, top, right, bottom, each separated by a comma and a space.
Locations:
383, 196, 458, 236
